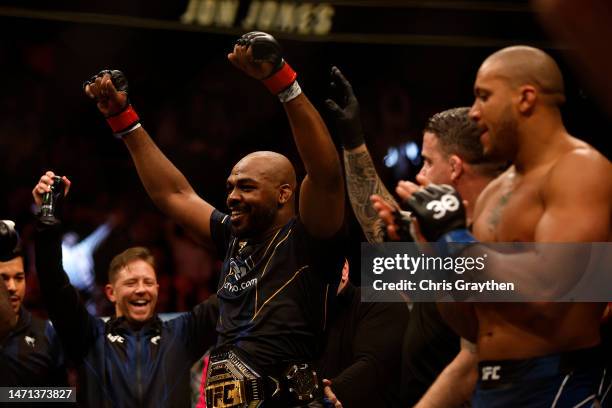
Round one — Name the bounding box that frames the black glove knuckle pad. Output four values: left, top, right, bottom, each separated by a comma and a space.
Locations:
236, 31, 283, 69
109, 70, 129, 92
401, 184, 467, 241
83, 69, 129, 93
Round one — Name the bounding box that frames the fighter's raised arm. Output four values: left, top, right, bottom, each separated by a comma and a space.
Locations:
228, 32, 345, 239
83, 71, 215, 247
324, 66, 397, 243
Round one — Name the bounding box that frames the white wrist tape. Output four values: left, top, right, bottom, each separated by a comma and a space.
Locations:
114, 122, 142, 139
277, 81, 302, 103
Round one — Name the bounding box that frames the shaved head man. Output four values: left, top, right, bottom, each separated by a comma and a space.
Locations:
473, 46, 567, 162
226, 151, 297, 238
397, 45, 612, 407
481, 46, 565, 99
83, 31, 345, 407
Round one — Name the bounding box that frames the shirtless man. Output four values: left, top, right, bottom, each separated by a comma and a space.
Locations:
384, 46, 612, 406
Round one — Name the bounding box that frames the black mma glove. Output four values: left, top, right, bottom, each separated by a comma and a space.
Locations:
83, 69, 129, 103
237, 31, 283, 69
237, 31, 301, 102
325, 66, 365, 150
401, 184, 472, 243
83, 69, 141, 137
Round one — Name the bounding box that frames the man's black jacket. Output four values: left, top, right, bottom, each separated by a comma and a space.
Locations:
35, 221, 219, 407
0, 307, 67, 386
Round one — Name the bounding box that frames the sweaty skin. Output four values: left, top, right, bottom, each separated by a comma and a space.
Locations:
466, 46, 612, 360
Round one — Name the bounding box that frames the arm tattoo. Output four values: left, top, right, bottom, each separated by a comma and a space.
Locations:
344, 148, 398, 243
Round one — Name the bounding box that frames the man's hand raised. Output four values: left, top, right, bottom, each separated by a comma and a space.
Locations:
83, 70, 141, 137
83, 70, 129, 117
228, 32, 280, 80
325, 66, 365, 150
32, 171, 71, 207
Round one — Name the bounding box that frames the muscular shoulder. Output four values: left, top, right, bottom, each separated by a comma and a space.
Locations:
537, 141, 611, 241
544, 143, 612, 197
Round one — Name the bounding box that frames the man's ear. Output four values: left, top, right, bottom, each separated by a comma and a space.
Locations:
278, 184, 293, 205
449, 155, 464, 182
105, 283, 116, 303
518, 85, 537, 114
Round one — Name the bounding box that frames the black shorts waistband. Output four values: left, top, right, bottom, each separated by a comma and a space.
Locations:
478, 346, 605, 388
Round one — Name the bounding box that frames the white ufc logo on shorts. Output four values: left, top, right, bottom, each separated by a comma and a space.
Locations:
425, 193, 460, 219
481, 365, 501, 381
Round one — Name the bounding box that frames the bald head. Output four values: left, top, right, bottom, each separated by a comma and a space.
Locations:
227, 151, 297, 237
235, 151, 297, 190
481, 46, 565, 106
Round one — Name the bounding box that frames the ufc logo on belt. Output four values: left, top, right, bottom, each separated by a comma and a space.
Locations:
481, 365, 501, 381
208, 381, 244, 407
426, 193, 460, 219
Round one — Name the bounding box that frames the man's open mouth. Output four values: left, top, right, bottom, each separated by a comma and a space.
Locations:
129, 299, 150, 309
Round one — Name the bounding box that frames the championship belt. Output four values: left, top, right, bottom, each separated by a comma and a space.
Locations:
205, 346, 320, 408
205, 347, 266, 408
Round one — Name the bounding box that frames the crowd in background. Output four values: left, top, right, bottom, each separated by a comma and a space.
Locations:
1, 18, 611, 319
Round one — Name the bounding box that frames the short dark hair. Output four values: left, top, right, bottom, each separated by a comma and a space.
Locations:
108, 247, 155, 283
424, 107, 484, 164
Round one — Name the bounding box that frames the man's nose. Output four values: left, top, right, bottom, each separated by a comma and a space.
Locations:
135, 281, 146, 293
5, 279, 16, 293
469, 104, 480, 121
227, 189, 241, 206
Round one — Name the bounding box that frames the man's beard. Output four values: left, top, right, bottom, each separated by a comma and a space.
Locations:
485, 106, 518, 162
232, 205, 277, 239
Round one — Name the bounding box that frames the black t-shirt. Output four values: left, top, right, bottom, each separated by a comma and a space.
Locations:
210, 210, 344, 368
401, 302, 460, 405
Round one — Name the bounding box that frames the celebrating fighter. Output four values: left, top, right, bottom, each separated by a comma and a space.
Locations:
382, 46, 612, 406
84, 32, 344, 407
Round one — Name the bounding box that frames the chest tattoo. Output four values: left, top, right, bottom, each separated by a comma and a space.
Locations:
487, 190, 512, 230
486, 172, 517, 232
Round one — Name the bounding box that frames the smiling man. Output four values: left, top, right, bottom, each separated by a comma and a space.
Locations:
105, 248, 159, 325
33, 174, 220, 407
0, 220, 67, 386
82, 31, 344, 407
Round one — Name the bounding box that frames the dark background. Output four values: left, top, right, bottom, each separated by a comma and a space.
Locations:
1, 0, 610, 315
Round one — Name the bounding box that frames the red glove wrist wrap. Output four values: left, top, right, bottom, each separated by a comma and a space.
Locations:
262, 62, 297, 95
106, 105, 140, 134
